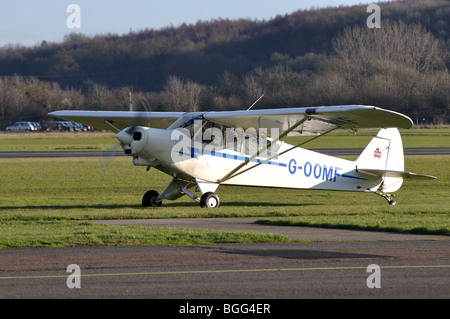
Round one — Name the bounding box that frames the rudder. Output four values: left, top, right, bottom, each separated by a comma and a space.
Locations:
356, 128, 404, 193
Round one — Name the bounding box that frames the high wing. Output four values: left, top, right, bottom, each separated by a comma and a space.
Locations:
204, 105, 413, 135
50, 105, 413, 134
49, 110, 185, 132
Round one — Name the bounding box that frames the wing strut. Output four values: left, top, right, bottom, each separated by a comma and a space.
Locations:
219, 126, 339, 183
217, 117, 308, 183
104, 120, 121, 133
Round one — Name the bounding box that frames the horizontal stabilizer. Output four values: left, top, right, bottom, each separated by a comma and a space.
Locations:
358, 169, 437, 180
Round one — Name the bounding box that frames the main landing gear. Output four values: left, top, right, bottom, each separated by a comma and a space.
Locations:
142, 190, 162, 207
141, 177, 221, 209
142, 190, 220, 208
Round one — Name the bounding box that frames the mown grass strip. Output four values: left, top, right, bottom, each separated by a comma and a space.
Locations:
256, 214, 450, 236
0, 220, 290, 248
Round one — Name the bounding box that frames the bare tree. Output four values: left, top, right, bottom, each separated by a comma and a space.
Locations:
7, 76, 30, 120
164, 75, 186, 111
86, 82, 115, 110
0, 77, 10, 118
327, 20, 449, 116
185, 80, 202, 112
332, 20, 446, 74
164, 75, 203, 112
242, 74, 264, 103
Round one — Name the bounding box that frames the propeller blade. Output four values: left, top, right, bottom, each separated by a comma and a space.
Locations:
98, 94, 153, 173
99, 141, 122, 173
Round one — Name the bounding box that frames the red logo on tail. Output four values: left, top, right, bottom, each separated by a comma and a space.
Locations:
374, 148, 382, 158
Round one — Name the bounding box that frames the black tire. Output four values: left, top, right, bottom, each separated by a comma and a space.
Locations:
142, 190, 162, 207
200, 192, 220, 208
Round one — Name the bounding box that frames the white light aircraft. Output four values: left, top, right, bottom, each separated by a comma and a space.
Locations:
50, 105, 436, 208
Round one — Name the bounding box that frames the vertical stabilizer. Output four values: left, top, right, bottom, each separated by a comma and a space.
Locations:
356, 128, 404, 192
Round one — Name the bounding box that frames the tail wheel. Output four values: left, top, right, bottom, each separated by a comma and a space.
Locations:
200, 192, 220, 209
142, 190, 162, 207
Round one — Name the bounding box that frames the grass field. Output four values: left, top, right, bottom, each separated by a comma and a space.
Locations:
0, 131, 116, 152
0, 129, 449, 248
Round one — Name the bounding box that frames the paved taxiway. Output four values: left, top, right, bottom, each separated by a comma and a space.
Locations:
0, 221, 449, 299
1, 147, 450, 158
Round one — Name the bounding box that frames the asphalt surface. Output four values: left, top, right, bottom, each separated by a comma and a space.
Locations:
0, 219, 449, 300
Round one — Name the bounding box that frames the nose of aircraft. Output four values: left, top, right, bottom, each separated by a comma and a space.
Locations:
116, 127, 148, 154
116, 126, 177, 163
116, 128, 133, 145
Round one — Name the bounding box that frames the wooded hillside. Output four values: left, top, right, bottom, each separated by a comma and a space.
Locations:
0, 0, 448, 127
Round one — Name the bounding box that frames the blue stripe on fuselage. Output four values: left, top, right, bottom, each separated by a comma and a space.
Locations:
178, 147, 287, 168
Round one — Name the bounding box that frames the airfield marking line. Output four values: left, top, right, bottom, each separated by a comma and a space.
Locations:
1, 265, 449, 280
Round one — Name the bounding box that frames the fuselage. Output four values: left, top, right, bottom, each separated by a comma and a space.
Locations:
127, 124, 383, 193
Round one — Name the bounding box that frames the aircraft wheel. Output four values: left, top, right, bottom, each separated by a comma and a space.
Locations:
388, 200, 396, 206
142, 190, 162, 207
200, 192, 220, 209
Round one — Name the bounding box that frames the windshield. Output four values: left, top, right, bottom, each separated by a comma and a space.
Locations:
167, 112, 204, 130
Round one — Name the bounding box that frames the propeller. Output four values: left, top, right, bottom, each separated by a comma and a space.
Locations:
119, 95, 152, 140
99, 94, 152, 173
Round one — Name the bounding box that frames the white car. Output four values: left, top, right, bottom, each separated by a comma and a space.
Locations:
5, 121, 37, 132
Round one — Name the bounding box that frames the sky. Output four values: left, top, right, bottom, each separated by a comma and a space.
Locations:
0, 0, 382, 47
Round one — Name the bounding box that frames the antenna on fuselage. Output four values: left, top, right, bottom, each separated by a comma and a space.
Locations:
129, 92, 133, 112
246, 94, 264, 111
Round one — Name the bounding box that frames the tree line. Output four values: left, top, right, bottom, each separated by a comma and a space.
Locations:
0, 0, 448, 128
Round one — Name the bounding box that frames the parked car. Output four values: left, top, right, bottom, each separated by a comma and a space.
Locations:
31, 122, 42, 131
71, 122, 89, 132
56, 121, 74, 131
45, 121, 88, 132
5, 121, 37, 132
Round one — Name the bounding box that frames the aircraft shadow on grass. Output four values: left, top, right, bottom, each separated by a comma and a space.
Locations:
1, 201, 322, 211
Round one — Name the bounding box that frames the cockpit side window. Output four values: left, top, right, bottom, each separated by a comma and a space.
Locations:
168, 113, 279, 157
